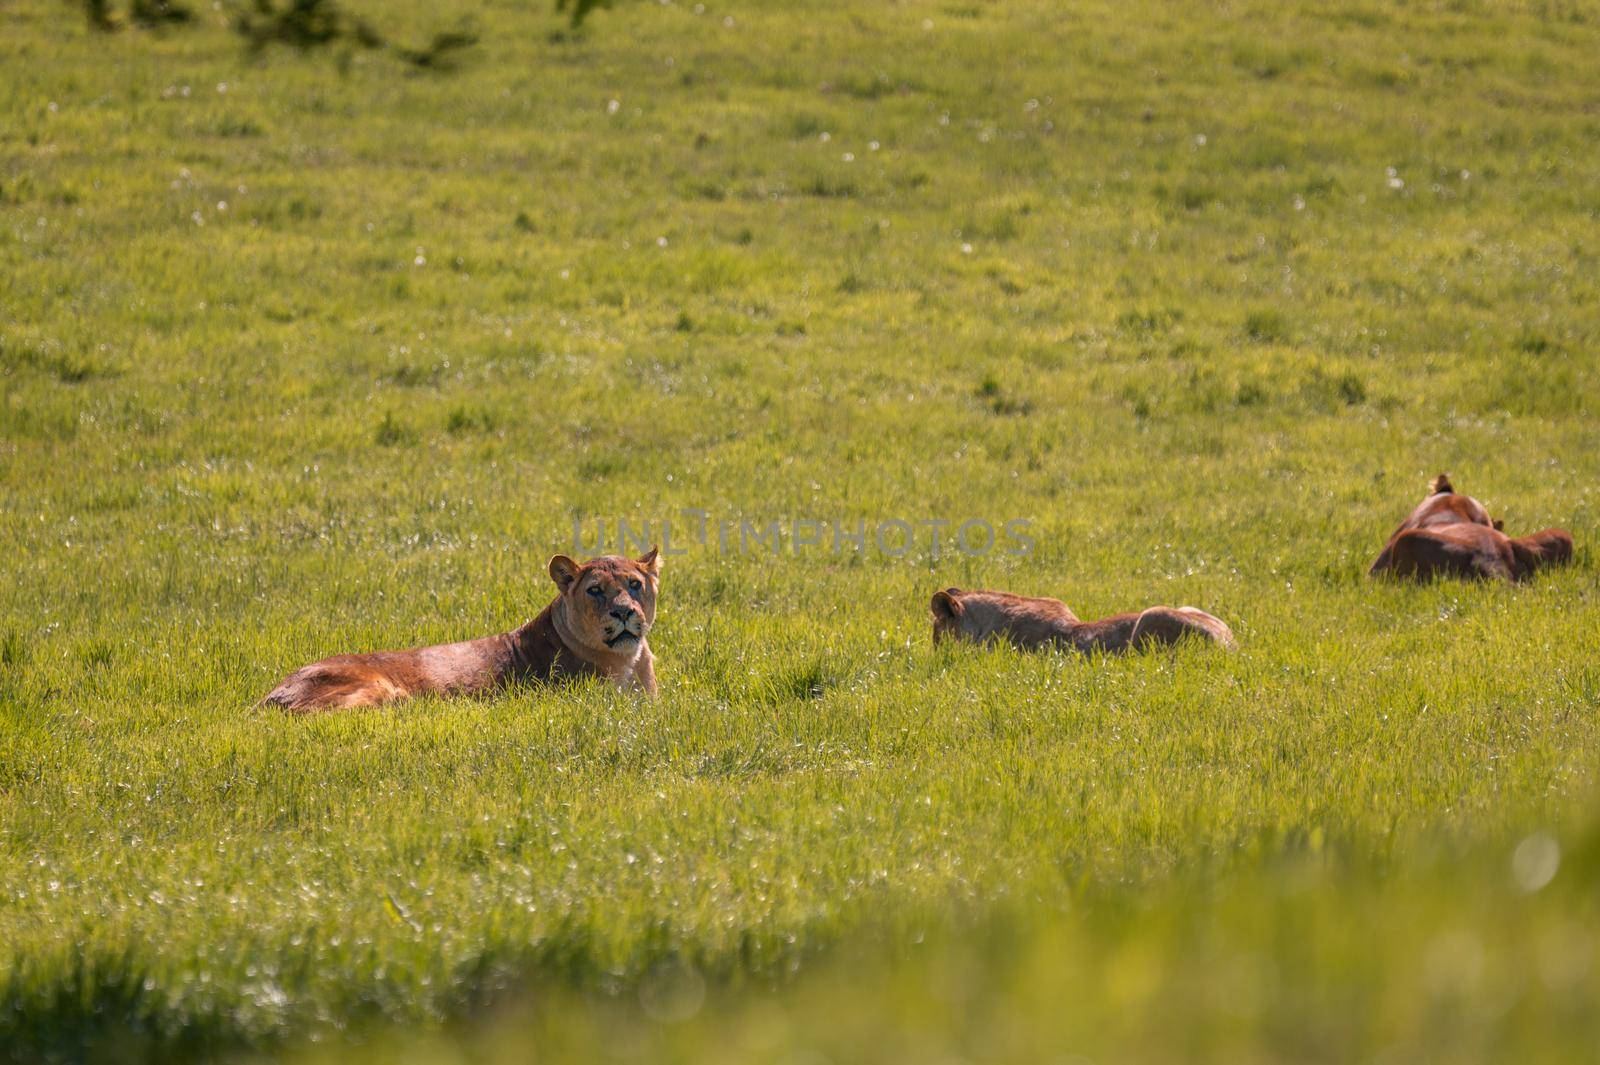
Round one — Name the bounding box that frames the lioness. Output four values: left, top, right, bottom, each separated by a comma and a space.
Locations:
260, 549, 661, 712
1367, 473, 1494, 576
930, 588, 1235, 653
1374, 523, 1573, 583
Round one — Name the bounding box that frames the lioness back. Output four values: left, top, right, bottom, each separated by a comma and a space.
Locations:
931, 588, 1235, 654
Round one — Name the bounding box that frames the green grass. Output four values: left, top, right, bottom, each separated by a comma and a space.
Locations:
3, 0, 1600, 1060
299, 820, 1600, 1065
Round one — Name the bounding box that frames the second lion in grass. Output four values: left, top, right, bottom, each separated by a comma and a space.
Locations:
930, 588, 1235, 654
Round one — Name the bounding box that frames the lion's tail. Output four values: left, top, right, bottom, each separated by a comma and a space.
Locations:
1429, 472, 1454, 495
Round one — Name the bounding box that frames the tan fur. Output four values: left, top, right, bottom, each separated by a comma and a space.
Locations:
1369, 474, 1576, 582
1374, 524, 1574, 583
1509, 527, 1574, 577
1378, 524, 1517, 582
260, 550, 662, 713
1368, 473, 1495, 576
930, 587, 1235, 654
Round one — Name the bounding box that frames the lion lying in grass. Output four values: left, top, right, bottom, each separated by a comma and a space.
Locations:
1374, 523, 1573, 583
1368, 474, 1573, 582
930, 588, 1235, 653
261, 550, 661, 712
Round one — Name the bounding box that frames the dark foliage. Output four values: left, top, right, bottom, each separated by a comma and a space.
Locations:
555, 0, 609, 29
391, 24, 479, 71
232, 0, 476, 69
80, 0, 192, 30
233, 0, 383, 54
130, 0, 192, 26
81, 0, 117, 30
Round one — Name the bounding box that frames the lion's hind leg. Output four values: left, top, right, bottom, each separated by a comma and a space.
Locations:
1172, 606, 1237, 649
258, 661, 409, 713
1128, 607, 1236, 651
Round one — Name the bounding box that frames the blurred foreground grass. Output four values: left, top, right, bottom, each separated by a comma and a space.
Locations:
298, 817, 1600, 1065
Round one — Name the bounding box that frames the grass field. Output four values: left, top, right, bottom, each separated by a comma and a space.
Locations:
4, 0, 1600, 1060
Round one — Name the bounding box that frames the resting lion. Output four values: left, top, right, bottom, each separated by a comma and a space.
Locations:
1367, 473, 1494, 576
260, 549, 661, 712
1368, 473, 1574, 582
1374, 523, 1573, 583
930, 588, 1235, 653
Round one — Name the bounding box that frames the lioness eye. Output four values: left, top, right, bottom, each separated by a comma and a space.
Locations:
586, 585, 603, 598
628, 579, 642, 592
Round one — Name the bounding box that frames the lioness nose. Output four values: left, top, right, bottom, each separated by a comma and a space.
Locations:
609, 607, 634, 623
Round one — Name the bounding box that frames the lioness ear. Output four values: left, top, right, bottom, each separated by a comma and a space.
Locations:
548, 555, 581, 593
637, 546, 661, 576
931, 589, 964, 620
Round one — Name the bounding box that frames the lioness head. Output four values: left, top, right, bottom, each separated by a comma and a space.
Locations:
930, 587, 965, 645
548, 548, 661, 656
